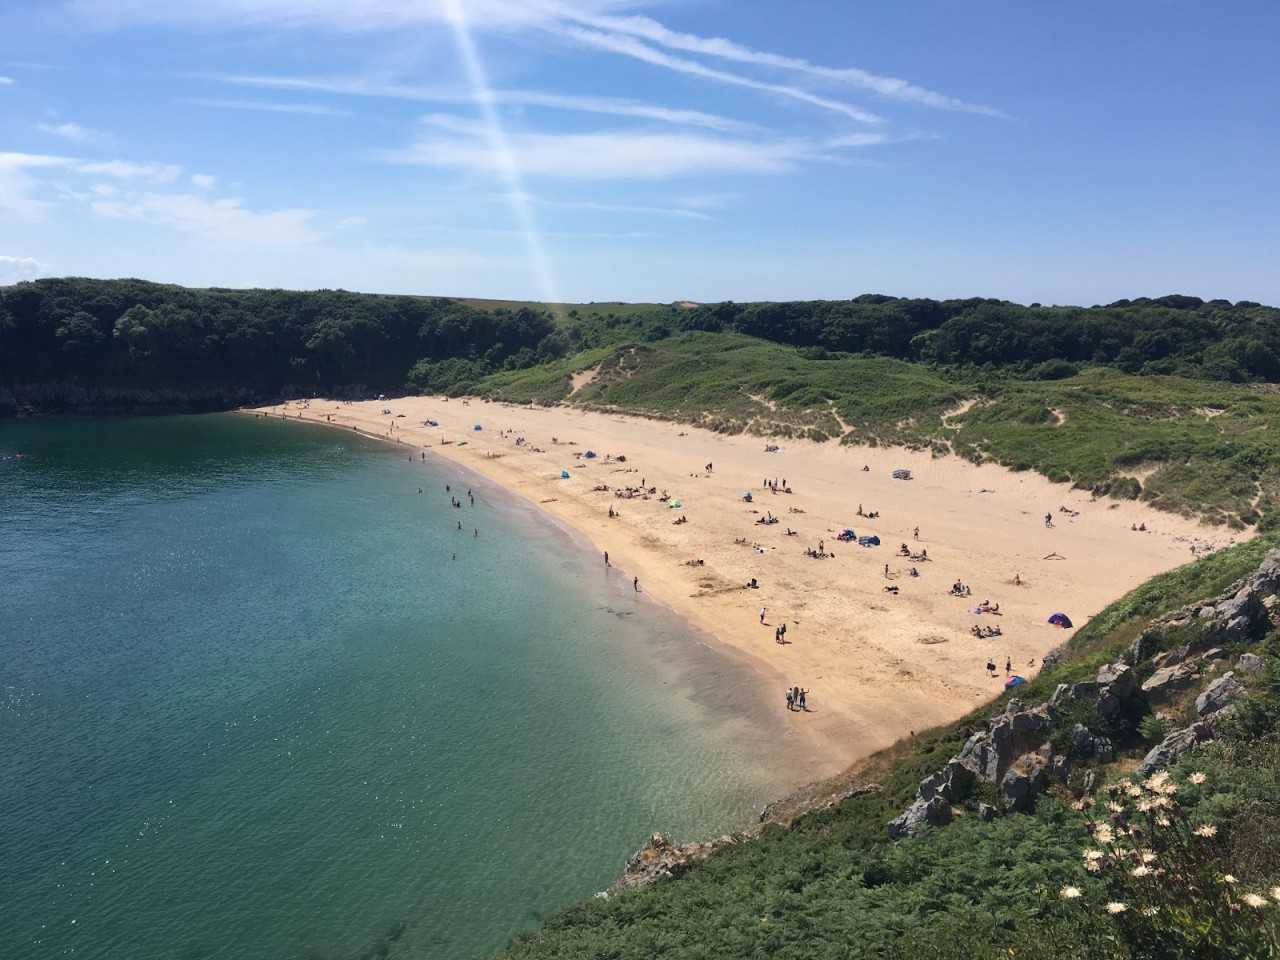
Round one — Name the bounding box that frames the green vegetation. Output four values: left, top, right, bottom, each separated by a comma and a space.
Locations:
6, 279, 1280, 524
482, 333, 1280, 526
495, 538, 1280, 960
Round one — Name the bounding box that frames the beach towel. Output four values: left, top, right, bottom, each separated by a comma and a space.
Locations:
1005, 675, 1027, 688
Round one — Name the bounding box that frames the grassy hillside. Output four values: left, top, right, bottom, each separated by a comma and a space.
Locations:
494, 538, 1280, 960
477, 332, 1280, 527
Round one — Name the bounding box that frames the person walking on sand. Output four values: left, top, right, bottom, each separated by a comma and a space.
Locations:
633, 576, 639, 592
604, 550, 610, 567
1005, 656, 1012, 674
798, 689, 807, 711
457, 521, 462, 531
786, 688, 794, 711
780, 622, 787, 642
760, 607, 767, 624
913, 526, 919, 540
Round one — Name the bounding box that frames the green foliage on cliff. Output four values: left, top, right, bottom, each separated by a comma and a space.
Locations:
495, 539, 1280, 960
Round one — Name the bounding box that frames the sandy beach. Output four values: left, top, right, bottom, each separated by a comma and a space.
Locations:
249, 396, 1242, 781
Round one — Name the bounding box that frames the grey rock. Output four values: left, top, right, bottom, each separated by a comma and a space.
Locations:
888, 795, 951, 839
1237, 653, 1266, 676
918, 760, 974, 804
1000, 758, 1049, 813
1136, 722, 1213, 777
1081, 770, 1098, 794
1096, 689, 1124, 719
1040, 650, 1063, 670
1096, 662, 1135, 697
1153, 644, 1191, 669
1198, 605, 1217, 620
1196, 672, 1243, 717
1142, 662, 1198, 699
978, 802, 998, 822
1201, 647, 1226, 662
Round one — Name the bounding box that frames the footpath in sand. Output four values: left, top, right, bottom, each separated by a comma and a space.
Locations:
252, 397, 1241, 781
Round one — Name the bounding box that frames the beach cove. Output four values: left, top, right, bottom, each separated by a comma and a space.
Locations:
0, 414, 800, 960
254, 395, 1243, 778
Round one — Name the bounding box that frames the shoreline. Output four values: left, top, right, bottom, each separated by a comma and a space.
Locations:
245, 397, 1244, 787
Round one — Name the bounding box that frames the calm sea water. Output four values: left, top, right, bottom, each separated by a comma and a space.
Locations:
0, 414, 780, 960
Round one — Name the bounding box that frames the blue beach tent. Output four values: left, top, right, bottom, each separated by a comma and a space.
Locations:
1048, 612, 1073, 628
560, 469, 571, 479
1005, 675, 1027, 689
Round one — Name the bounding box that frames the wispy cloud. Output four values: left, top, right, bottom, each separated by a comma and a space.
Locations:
37, 120, 105, 143
181, 96, 352, 116
554, 24, 883, 124
91, 192, 316, 245
191, 173, 217, 190
0, 254, 49, 285
0, 76, 14, 86
78, 160, 182, 182
216, 74, 757, 132
381, 114, 888, 180
556, 10, 1005, 117
500, 190, 714, 221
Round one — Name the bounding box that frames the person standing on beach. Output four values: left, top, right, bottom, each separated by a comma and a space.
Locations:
633, 576, 639, 592
759, 607, 767, 624
780, 623, 787, 642
785, 689, 794, 711
604, 550, 610, 567
798, 689, 807, 711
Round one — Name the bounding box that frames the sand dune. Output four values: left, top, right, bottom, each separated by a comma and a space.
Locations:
250, 397, 1242, 781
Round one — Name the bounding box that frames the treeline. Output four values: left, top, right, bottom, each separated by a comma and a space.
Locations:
672, 294, 1280, 382
0, 278, 569, 413
3, 279, 1279, 415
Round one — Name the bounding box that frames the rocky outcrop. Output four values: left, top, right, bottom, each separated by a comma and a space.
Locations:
1196, 671, 1243, 717
611, 832, 739, 893
1237, 652, 1266, 676
1136, 722, 1214, 778
886, 548, 1280, 840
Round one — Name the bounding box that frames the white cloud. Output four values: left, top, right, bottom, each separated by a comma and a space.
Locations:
90, 182, 119, 196
553, 25, 882, 124
216, 74, 756, 132
0, 76, 14, 86
69, 0, 629, 30
77, 160, 183, 182
508, 192, 713, 221
182, 96, 352, 116
382, 115, 888, 180
91, 191, 317, 245
0, 255, 50, 285
555, 10, 1005, 116
37, 120, 104, 143
336, 215, 368, 229
0, 152, 76, 218
191, 173, 217, 190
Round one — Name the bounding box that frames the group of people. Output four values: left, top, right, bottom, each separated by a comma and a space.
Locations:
856, 504, 881, 519
763, 477, 793, 494
950, 580, 973, 597
785, 686, 808, 711
971, 624, 1003, 638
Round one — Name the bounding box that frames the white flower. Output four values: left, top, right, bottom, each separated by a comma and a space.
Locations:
1142, 906, 1159, 917
1107, 801, 1124, 813
1084, 849, 1105, 862
1145, 771, 1171, 790
1223, 874, 1238, 884
1243, 893, 1269, 908
1131, 865, 1152, 878
1085, 860, 1102, 873
1061, 885, 1082, 899
1272, 886, 1280, 903
1194, 824, 1218, 838
1106, 902, 1128, 914
1156, 816, 1172, 827
1126, 785, 1143, 798
1094, 825, 1115, 844
1140, 851, 1157, 863
1188, 772, 1206, 785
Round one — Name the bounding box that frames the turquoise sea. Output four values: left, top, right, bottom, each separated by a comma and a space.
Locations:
0, 414, 784, 960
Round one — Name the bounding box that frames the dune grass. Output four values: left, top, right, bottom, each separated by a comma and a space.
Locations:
475, 332, 1280, 526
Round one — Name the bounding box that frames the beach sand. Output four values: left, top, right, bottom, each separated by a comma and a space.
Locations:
250, 397, 1242, 782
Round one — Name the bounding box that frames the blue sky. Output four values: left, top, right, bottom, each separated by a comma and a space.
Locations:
2, 1, 1277, 304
